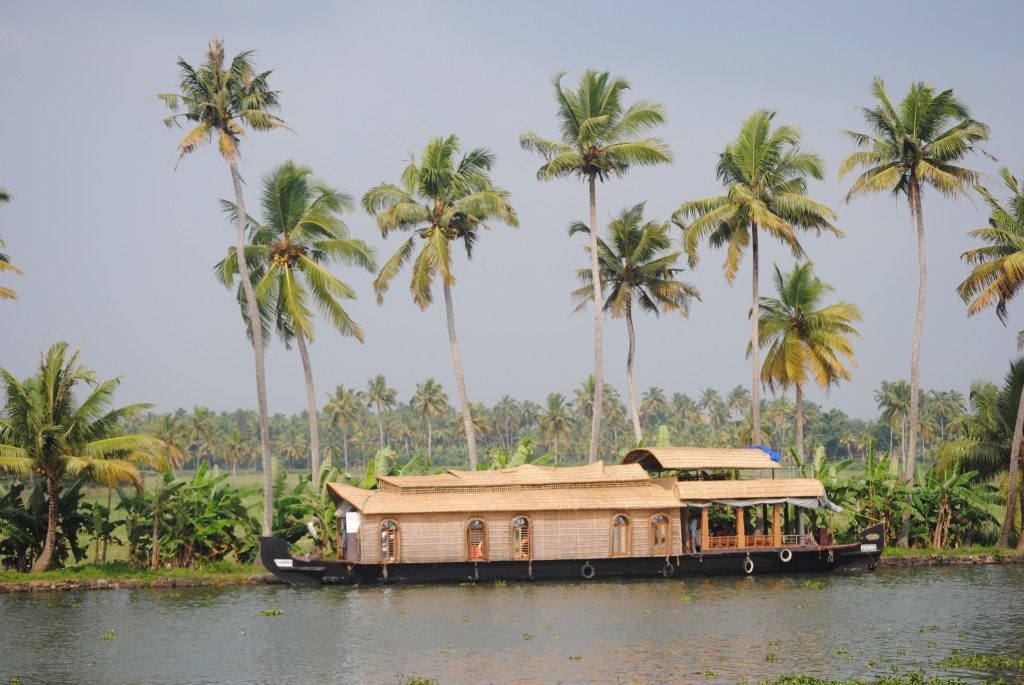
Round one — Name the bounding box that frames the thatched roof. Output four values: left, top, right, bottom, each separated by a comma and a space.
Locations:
622, 447, 781, 471
376, 461, 651, 494
676, 478, 824, 502
327, 480, 681, 515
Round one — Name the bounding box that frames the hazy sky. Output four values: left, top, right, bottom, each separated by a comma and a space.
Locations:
2, 1, 1022, 422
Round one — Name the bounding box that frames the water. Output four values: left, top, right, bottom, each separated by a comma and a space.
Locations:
2, 565, 1022, 685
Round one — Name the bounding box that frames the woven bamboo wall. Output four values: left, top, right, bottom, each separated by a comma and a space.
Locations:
357, 509, 682, 564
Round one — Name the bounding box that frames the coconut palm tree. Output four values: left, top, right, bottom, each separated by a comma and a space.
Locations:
0, 187, 20, 301
493, 396, 520, 453
185, 406, 217, 472
152, 414, 188, 472
755, 262, 862, 461
840, 76, 989, 546
941, 364, 1024, 549
676, 109, 840, 446
362, 375, 397, 450
159, 38, 288, 536
0, 343, 160, 572
569, 203, 698, 443
411, 379, 449, 462
521, 71, 673, 463
540, 393, 574, 462
726, 386, 751, 422
324, 385, 362, 471
876, 380, 913, 460
216, 161, 376, 479
639, 387, 669, 434
363, 135, 518, 470
957, 166, 1024, 548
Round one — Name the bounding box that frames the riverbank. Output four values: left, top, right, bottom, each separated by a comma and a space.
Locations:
3, 549, 1023, 593
0, 562, 283, 594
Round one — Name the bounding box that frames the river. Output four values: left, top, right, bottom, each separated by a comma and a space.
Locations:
2, 565, 1022, 685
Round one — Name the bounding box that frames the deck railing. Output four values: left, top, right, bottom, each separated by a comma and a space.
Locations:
705, 533, 815, 550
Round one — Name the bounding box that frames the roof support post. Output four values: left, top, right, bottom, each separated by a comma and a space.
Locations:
772, 504, 783, 547
736, 506, 746, 549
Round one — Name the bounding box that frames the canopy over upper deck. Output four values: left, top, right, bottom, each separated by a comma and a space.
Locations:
622, 446, 781, 472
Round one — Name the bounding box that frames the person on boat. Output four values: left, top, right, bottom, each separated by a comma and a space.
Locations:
689, 516, 700, 552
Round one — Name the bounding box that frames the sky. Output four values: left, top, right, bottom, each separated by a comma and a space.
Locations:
2, 1, 1023, 422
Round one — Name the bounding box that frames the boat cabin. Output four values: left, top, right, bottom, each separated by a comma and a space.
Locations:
325, 446, 842, 566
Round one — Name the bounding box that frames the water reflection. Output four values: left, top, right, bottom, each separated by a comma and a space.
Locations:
1, 565, 1021, 685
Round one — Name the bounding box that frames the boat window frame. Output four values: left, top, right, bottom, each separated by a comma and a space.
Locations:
512, 515, 531, 560
651, 514, 670, 556
610, 513, 631, 557
380, 519, 399, 563
466, 518, 487, 561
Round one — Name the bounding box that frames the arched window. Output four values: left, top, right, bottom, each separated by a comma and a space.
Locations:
380, 520, 398, 562
611, 515, 630, 557
651, 514, 669, 556
467, 519, 486, 560
512, 517, 530, 559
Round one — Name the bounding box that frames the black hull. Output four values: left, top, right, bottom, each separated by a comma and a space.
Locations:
259, 534, 882, 588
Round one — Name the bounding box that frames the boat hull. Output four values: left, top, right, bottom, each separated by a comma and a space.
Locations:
259, 532, 881, 587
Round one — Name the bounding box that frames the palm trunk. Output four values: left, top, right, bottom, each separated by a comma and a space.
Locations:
102, 486, 112, 563
750, 223, 762, 445
901, 182, 927, 547
294, 328, 321, 480
997, 381, 1024, 546
31, 475, 59, 573
427, 414, 433, 462
588, 175, 604, 463
625, 306, 642, 443
228, 159, 274, 538
444, 281, 478, 469
150, 503, 161, 571
377, 406, 385, 449
343, 425, 350, 471
795, 383, 805, 462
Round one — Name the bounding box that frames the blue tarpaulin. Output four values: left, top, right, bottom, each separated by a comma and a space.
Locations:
746, 445, 782, 462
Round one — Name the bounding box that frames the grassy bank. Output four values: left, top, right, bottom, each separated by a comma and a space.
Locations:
0, 560, 279, 593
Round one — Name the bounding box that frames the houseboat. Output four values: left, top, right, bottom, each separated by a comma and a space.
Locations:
260, 446, 884, 587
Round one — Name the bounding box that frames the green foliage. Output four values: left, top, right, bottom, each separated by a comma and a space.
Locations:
937, 653, 1024, 671
115, 464, 257, 569
0, 479, 90, 571
484, 438, 554, 470
271, 462, 316, 545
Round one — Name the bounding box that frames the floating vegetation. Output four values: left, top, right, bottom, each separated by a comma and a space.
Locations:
44, 600, 82, 608
937, 653, 1024, 671
803, 580, 824, 589
102, 630, 115, 641
700, 669, 716, 679
404, 678, 439, 685
494, 579, 507, 588
759, 670, 1002, 685
522, 633, 532, 641
570, 654, 582, 661
897, 648, 906, 656
260, 609, 283, 616
919, 625, 940, 633
238, 629, 246, 636
768, 640, 780, 646
765, 653, 778, 663
440, 646, 449, 654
